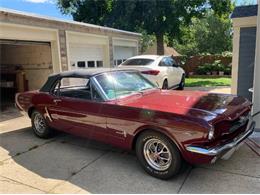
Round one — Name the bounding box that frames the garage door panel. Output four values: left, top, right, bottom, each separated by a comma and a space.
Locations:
113, 46, 137, 66
69, 44, 105, 69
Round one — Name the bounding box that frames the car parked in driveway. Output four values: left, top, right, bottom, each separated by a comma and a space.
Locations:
118, 55, 185, 89
15, 68, 255, 179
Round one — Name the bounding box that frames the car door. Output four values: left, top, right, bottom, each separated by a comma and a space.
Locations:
159, 57, 176, 87
171, 58, 183, 85
47, 77, 107, 140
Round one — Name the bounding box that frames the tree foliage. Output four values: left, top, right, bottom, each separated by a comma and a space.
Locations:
57, 0, 233, 55
170, 11, 232, 56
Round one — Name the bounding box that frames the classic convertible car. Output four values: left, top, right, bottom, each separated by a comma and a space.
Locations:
15, 68, 255, 179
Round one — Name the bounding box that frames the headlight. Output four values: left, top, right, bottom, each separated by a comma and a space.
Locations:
208, 126, 214, 140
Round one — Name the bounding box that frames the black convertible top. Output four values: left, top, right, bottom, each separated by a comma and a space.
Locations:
40, 68, 138, 92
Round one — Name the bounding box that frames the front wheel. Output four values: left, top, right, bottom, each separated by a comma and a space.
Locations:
136, 131, 182, 180
177, 75, 185, 90
31, 110, 53, 139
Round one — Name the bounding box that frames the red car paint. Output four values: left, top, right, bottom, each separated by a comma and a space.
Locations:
16, 88, 252, 165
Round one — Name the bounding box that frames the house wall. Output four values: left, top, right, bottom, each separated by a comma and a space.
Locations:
237, 27, 256, 101
252, 4, 260, 129
232, 10, 260, 129
231, 16, 257, 95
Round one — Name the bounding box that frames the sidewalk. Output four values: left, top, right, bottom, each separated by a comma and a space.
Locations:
185, 86, 231, 94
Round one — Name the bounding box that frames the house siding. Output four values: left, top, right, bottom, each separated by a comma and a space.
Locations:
237, 27, 257, 101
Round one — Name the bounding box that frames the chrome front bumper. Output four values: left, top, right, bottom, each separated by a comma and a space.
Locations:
186, 117, 255, 156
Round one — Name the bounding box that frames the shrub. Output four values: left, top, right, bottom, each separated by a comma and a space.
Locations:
196, 60, 228, 75
197, 63, 212, 74
224, 66, 231, 75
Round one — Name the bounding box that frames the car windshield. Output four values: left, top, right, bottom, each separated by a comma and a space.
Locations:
121, 58, 154, 66
94, 71, 157, 100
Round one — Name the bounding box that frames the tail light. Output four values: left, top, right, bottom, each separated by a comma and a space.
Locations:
141, 70, 160, 75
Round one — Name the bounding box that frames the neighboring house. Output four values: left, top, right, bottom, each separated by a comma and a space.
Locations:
231, 4, 260, 129
143, 43, 181, 56
0, 8, 140, 109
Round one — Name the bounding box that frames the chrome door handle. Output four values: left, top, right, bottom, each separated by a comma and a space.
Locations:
53, 99, 62, 103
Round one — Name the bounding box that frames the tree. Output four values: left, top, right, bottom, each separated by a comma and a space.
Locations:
170, 11, 232, 56
57, 0, 233, 55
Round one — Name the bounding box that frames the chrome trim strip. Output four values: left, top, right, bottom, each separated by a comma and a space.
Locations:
91, 77, 109, 101
186, 118, 255, 156
44, 107, 52, 122
15, 93, 23, 111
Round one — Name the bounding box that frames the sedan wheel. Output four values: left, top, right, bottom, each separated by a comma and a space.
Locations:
177, 75, 185, 90
136, 131, 182, 180
31, 110, 53, 138
162, 80, 168, 89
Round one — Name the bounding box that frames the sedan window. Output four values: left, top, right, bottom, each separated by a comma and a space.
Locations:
160, 57, 174, 66
94, 71, 156, 100
121, 58, 154, 66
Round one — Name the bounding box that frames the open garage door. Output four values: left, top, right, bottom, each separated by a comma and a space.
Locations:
69, 43, 105, 70
0, 39, 53, 111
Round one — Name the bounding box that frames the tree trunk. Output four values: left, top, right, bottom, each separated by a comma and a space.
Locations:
156, 33, 164, 55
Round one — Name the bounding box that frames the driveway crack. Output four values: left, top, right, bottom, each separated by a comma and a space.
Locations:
47, 150, 110, 193
177, 166, 193, 194
198, 166, 260, 179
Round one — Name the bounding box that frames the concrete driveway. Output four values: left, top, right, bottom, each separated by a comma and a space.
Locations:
0, 115, 259, 194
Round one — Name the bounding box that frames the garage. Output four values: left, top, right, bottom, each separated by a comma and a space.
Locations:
0, 40, 53, 111
0, 9, 140, 115
113, 38, 138, 66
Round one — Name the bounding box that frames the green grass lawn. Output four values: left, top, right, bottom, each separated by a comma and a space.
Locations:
185, 77, 231, 87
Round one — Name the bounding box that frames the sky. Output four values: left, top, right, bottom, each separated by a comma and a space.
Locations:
0, 0, 258, 21
0, 0, 72, 20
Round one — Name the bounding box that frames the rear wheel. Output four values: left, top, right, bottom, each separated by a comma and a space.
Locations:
136, 131, 182, 180
31, 110, 53, 139
162, 79, 168, 89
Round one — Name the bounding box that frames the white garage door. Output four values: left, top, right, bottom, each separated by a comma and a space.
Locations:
113, 46, 137, 66
69, 44, 104, 70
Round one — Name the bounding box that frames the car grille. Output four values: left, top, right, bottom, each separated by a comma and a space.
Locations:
215, 110, 250, 138
228, 114, 249, 133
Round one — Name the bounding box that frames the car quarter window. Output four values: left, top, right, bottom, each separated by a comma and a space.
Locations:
160, 57, 175, 67
53, 77, 102, 102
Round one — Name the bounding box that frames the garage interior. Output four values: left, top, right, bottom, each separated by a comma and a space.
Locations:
0, 40, 53, 112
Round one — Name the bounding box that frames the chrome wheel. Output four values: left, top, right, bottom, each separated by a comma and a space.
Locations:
143, 138, 172, 171
33, 113, 46, 134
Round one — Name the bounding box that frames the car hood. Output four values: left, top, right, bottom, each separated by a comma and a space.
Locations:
117, 90, 251, 123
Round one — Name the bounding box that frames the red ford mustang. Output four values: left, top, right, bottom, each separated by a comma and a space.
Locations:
15, 69, 255, 179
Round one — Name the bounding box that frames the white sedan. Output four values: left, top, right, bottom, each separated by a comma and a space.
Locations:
118, 55, 185, 89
